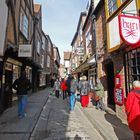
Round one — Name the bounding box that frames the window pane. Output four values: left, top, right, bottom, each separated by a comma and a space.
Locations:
121, 0, 126, 3
108, 0, 117, 15
23, 15, 28, 38
125, 49, 140, 95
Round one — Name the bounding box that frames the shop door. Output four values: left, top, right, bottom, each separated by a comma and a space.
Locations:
106, 61, 115, 111
4, 70, 13, 108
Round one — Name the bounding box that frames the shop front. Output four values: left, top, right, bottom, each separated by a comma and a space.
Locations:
0, 44, 41, 111
4, 58, 33, 108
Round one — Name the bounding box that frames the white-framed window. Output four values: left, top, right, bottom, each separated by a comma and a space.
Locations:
47, 55, 50, 67
78, 48, 84, 54
48, 42, 51, 53
86, 31, 91, 48
37, 40, 40, 54
86, 0, 91, 14
42, 36, 45, 50
41, 55, 44, 68
20, 9, 29, 39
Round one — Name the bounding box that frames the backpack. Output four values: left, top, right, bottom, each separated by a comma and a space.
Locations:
81, 81, 89, 95
125, 90, 140, 134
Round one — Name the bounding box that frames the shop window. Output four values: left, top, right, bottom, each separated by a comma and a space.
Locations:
108, 0, 118, 16
125, 48, 140, 95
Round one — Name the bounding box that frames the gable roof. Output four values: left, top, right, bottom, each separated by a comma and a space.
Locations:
64, 52, 71, 60
34, 4, 41, 13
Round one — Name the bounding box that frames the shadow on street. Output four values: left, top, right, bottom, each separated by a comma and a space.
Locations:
104, 113, 133, 140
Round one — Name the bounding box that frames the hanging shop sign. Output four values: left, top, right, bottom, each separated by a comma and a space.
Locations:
118, 14, 140, 48
114, 74, 122, 88
18, 44, 32, 57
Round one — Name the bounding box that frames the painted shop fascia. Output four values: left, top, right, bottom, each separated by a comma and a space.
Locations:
106, 0, 140, 120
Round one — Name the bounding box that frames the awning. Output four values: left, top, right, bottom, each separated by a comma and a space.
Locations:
74, 61, 93, 73
87, 54, 96, 64
74, 55, 96, 73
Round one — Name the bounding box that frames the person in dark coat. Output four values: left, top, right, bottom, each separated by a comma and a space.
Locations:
66, 74, 72, 97
12, 71, 31, 118
50, 78, 54, 87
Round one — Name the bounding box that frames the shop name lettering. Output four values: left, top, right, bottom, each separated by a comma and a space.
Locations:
122, 19, 138, 30
20, 49, 30, 53
122, 19, 139, 38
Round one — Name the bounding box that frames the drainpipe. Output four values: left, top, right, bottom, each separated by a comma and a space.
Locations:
32, 16, 37, 92
92, 13, 98, 82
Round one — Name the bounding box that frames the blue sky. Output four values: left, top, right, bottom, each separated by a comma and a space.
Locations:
34, 0, 87, 64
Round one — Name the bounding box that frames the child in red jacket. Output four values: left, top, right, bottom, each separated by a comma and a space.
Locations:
60, 78, 68, 100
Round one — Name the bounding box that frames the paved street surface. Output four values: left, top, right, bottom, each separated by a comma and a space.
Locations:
30, 94, 103, 140
0, 87, 133, 140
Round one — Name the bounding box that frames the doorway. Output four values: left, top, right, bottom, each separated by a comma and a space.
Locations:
4, 70, 13, 108
106, 61, 115, 111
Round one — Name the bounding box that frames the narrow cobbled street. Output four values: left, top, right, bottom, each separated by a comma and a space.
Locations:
0, 88, 133, 140
30, 93, 103, 140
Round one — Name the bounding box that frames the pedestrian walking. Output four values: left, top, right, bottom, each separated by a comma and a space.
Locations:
95, 79, 105, 111
54, 79, 61, 98
69, 76, 78, 111
50, 77, 54, 87
66, 74, 72, 97
60, 78, 67, 100
125, 80, 140, 140
88, 76, 95, 101
12, 71, 31, 118
79, 76, 90, 108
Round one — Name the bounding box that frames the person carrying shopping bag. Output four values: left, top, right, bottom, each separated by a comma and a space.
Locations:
69, 76, 78, 111
12, 71, 31, 118
79, 76, 90, 108
95, 78, 105, 111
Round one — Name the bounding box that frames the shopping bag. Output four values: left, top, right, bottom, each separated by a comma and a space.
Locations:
95, 95, 100, 101
81, 95, 89, 107
76, 93, 81, 102
50, 91, 55, 96
92, 92, 100, 101
88, 92, 94, 99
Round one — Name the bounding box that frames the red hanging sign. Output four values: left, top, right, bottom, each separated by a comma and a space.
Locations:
118, 14, 140, 48
114, 74, 122, 88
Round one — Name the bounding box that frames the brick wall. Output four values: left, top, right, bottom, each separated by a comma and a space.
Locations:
112, 51, 127, 122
